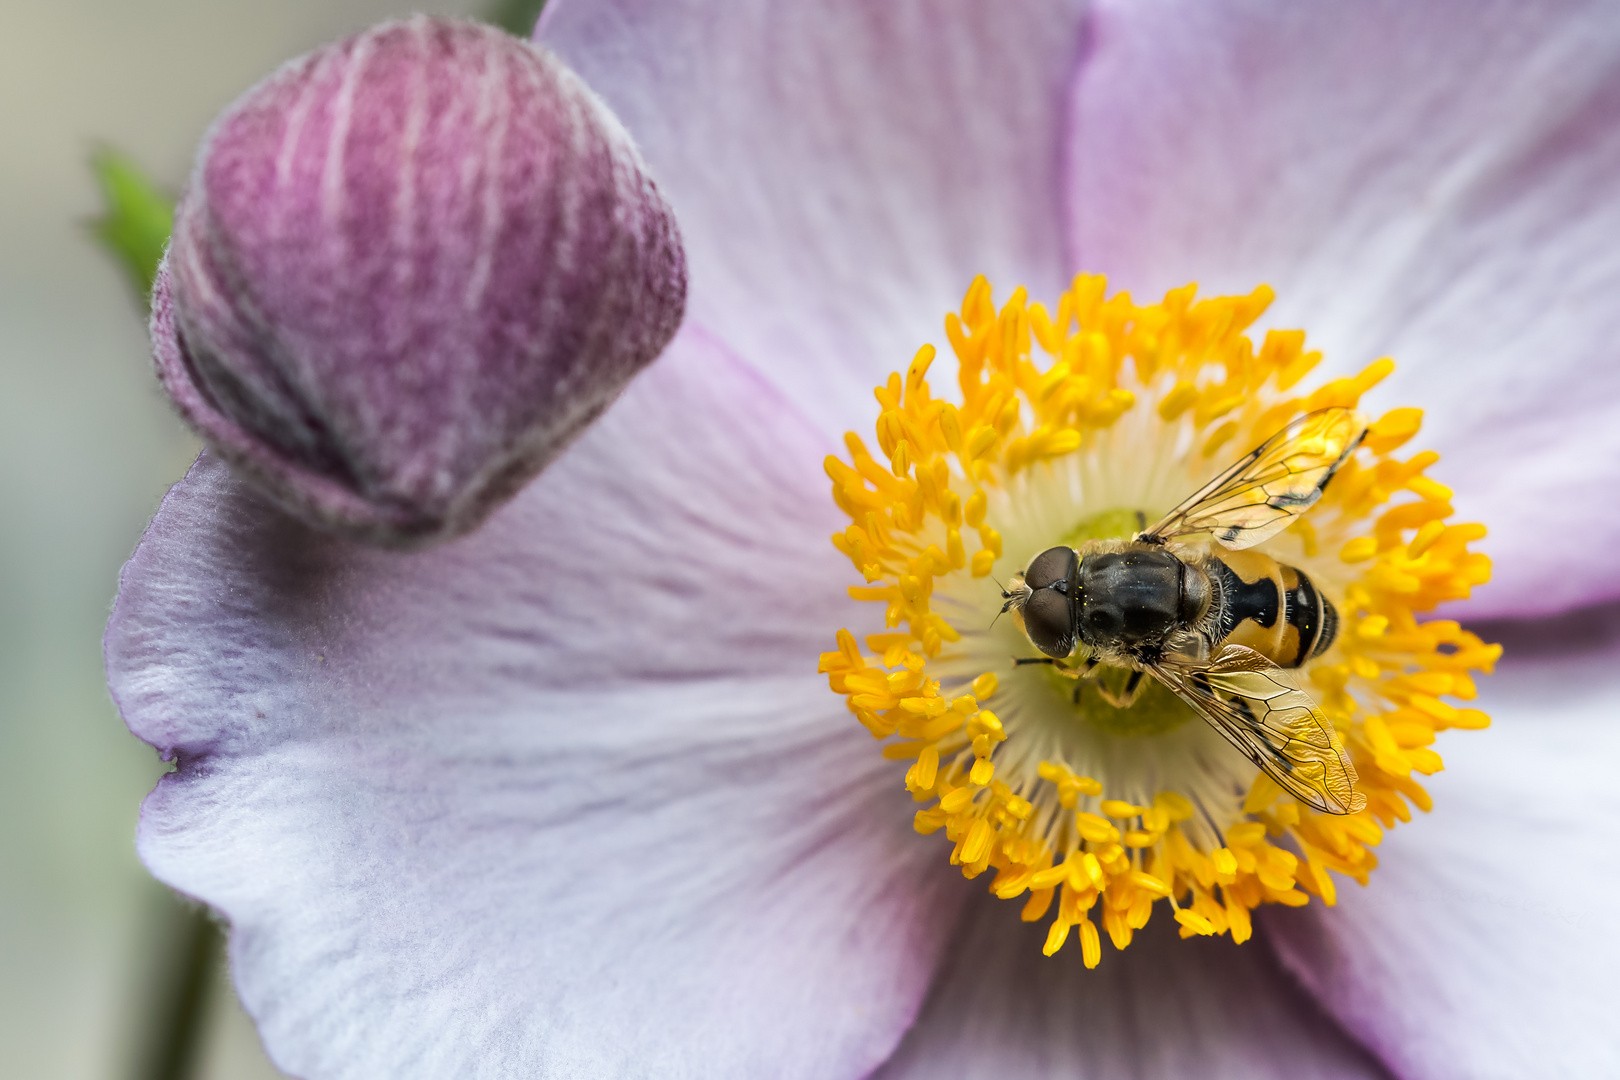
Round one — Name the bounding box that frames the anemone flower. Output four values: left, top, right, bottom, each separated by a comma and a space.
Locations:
108, 2, 1620, 1078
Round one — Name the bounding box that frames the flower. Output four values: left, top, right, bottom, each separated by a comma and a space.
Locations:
153, 17, 685, 548
822, 276, 1496, 965
108, 2, 1620, 1078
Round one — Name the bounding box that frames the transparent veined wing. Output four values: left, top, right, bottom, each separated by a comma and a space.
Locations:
1141, 408, 1367, 550
1150, 645, 1366, 815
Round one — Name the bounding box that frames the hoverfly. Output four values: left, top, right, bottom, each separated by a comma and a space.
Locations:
1003, 408, 1369, 815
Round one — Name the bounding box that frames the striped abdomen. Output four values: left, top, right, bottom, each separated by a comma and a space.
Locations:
1208, 549, 1339, 669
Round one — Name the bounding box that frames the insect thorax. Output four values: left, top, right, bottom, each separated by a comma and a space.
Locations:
1073, 540, 1216, 667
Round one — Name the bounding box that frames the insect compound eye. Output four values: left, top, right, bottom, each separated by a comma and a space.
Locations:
1024, 546, 1078, 591
1023, 587, 1076, 658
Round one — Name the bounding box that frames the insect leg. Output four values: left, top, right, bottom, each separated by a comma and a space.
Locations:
1013, 656, 1095, 682
1095, 668, 1146, 708
1070, 657, 1104, 702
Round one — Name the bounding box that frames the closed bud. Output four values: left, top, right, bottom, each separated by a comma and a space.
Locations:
151, 16, 685, 547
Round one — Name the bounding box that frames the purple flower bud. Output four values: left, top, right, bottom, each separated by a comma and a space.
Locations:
151, 16, 685, 547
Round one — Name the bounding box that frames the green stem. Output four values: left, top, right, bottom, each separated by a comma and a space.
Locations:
485, 0, 548, 36
134, 903, 221, 1080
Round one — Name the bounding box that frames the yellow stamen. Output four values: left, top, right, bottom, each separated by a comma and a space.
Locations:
818, 276, 1499, 961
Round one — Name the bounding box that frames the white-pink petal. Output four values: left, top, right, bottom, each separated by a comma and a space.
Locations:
537, 0, 1085, 440
874, 900, 1386, 1080
108, 333, 961, 1079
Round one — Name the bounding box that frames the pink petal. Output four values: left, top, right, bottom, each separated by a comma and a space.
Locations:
874, 902, 1385, 1079
1067, 0, 1620, 617
536, 0, 1086, 438
1263, 620, 1620, 1079
108, 333, 961, 1079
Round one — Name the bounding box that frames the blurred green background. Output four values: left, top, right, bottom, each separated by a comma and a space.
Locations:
0, 1, 540, 1076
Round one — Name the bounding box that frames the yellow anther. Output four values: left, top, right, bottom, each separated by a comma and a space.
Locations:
1130, 872, 1171, 897
921, 544, 951, 575
1408, 519, 1447, 558
965, 425, 998, 459
1242, 774, 1285, 814
1202, 420, 1239, 457
965, 708, 1002, 737
887, 670, 924, 694
963, 489, 987, 528
1340, 536, 1379, 563
1358, 614, 1390, 639
1153, 792, 1194, 821
1225, 822, 1267, 847
1174, 909, 1216, 936
836, 627, 862, 663
1039, 429, 1083, 457
1409, 694, 1459, 724
890, 440, 911, 478
962, 818, 993, 864
996, 398, 1022, 435
1195, 390, 1245, 427
1366, 407, 1423, 453
1031, 861, 1071, 890
1022, 887, 1055, 923
1075, 813, 1119, 844
1100, 799, 1149, 819
1081, 853, 1107, 891
1157, 379, 1198, 420
1079, 918, 1101, 968
905, 344, 935, 403
938, 404, 964, 453
909, 745, 939, 791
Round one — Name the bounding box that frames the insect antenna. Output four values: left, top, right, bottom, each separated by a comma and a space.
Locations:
987, 576, 1009, 629
990, 575, 1031, 628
